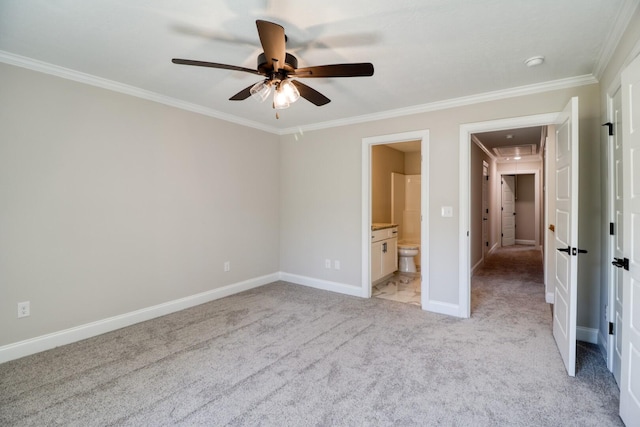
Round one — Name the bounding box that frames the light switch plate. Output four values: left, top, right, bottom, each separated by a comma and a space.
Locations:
441, 206, 453, 217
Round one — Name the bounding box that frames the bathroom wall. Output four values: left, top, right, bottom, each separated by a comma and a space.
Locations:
371, 145, 404, 223
404, 152, 421, 175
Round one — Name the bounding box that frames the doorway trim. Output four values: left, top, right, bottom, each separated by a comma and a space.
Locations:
459, 113, 559, 318
361, 130, 430, 309
499, 170, 541, 248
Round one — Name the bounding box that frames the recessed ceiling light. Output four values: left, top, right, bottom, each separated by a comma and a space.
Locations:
506, 134, 514, 139
514, 156, 522, 160
525, 56, 545, 67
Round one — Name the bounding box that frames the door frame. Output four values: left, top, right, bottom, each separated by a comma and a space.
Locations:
500, 174, 517, 247
499, 170, 541, 247
459, 113, 559, 318
361, 130, 430, 309
605, 86, 620, 374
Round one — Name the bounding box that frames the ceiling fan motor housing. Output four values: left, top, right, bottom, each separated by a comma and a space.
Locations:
257, 52, 298, 75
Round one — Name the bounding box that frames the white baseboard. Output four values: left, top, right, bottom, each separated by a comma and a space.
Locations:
576, 326, 598, 344
423, 299, 462, 317
515, 239, 536, 246
0, 273, 279, 364
279, 272, 363, 297
546, 292, 555, 304
471, 258, 483, 276
598, 330, 609, 365
488, 243, 499, 255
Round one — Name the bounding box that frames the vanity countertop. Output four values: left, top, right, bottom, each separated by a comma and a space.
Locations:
371, 223, 398, 231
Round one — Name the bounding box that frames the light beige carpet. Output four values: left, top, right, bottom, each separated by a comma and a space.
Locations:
0, 246, 621, 426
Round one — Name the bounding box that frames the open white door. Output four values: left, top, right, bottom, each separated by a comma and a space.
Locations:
619, 53, 640, 425
610, 86, 624, 386
552, 97, 579, 377
501, 175, 516, 246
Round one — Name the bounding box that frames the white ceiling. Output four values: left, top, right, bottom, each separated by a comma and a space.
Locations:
0, 0, 636, 133
474, 126, 545, 162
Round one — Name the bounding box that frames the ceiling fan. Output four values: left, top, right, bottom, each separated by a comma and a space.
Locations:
172, 20, 374, 116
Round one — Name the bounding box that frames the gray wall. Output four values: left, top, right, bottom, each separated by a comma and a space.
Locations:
515, 174, 535, 242
280, 84, 602, 320
0, 63, 280, 346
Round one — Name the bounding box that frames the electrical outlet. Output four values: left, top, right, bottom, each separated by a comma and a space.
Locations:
334, 260, 341, 270
224, 261, 231, 272
325, 259, 331, 269
17, 301, 30, 318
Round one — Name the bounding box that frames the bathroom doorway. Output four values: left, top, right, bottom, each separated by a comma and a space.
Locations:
361, 130, 430, 309
370, 145, 421, 305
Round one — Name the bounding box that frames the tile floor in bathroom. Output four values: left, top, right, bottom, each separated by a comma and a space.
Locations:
372, 270, 421, 306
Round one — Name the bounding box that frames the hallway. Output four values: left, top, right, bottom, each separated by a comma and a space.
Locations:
471, 245, 544, 317
471, 245, 620, 416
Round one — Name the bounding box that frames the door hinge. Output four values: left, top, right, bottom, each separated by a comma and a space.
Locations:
486, 208, 489, 214
609, 322, 614, 335
602, 122, 614, 136
486, 242, 489, 247
486, 176, 489, 181
610, 222, 615, 235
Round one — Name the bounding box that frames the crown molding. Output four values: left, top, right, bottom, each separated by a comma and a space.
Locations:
470, 135, 496, 161
277, 74, 598, 135
1, 50, 598, 137
593, 0, 640, 80
0, 51, 280, 134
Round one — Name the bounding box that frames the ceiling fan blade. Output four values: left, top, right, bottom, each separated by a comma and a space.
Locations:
256, 20, 286, 71
291, 80, 330, 106
172, 58, 261, 75
229, 84, 256, 101
292, 63, 374, 78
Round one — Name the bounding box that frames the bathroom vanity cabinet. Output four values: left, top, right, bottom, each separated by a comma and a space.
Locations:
371, 226, 398, 282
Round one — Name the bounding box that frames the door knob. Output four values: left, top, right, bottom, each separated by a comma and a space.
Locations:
612, 257, 629, 270
557, 246, 571, 253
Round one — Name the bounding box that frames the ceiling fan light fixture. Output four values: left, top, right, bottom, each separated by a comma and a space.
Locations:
250, 80, 272, 102
273, 86, 290, 109
279, 79, 300, 103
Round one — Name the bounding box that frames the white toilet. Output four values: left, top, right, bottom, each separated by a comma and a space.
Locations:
398, 242, 420, 273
